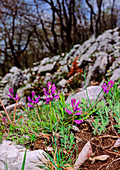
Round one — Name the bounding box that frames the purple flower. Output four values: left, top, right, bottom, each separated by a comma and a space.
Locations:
2, 117, 7, 122
74, 119, 83, 124
8, 88, 19, 100
102, 80, 114, 93
43, 82, 60, 104
65, 99, 83, 124
28, 91, 40, 107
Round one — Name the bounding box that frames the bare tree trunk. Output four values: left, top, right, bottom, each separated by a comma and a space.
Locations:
95, 0, 103, 37
111, 0, 116, 29
85, 0, 95, 35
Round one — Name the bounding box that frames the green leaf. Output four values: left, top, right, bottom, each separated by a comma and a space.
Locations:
21, 147, 27, 170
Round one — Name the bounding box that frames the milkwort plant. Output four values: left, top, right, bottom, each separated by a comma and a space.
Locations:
0, 79, 119, 154
0, 78, 120, 169
42, 82, 60, 131
91, 80, 120, 135
64, 80, 116, 131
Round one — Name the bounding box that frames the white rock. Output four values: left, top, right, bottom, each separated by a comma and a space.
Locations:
66, 86, 104, 105
9, 66, 19, 73
58, 79, 67, 88
38, 62, 56, 74
0, 140, 48, 170
40, 57, 50, 65
110, 68, 120, 81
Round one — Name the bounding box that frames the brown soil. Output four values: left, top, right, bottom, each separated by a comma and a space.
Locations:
27, 122, 120, 170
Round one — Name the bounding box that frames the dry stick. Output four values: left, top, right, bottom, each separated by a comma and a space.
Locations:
0, 98, 12, 124
0, 112, 3, 118
98, 135, 120, 139
103, 149, 120, 156
106, 157, 120, 169
109, 111, 118, 135
97, 163, 108, 170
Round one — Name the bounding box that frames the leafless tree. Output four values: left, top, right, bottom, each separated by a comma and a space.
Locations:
0, 0, 33, 70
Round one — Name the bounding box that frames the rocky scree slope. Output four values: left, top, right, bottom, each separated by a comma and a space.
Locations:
0, 27, 120, 170
0, 27, 120, 112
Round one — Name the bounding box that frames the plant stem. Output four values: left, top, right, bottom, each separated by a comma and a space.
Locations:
0, 98, 12, 124
13, 100, 18, 124
72, 112, 74, 127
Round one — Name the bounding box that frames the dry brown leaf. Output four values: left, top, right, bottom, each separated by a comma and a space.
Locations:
38, 132, 51, 141
68, 54, 83, 77
74, 140, 93, 170
89, 155, 109, 163
110, 138, 120, 150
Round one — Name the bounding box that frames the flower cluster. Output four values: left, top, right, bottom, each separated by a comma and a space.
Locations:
8, 88, 19, 100
43, 82, 60, 104
2, 117, 7, 122
102, 80, 114, 93
65, 99, 83, 124
28, 91, 40, 107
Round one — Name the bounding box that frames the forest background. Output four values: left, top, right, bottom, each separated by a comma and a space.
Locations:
0, 0, 120, 76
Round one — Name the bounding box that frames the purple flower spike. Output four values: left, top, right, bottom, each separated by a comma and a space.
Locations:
28, 103, 34, 107
102, 80, 114, 93
75, 110, 83, 115
71, 99, 76, 108
8, 88, 19, 100
9, 88, 14, 95
43, 88, 50, 96
14, 94, 19, 100
51, 84, 56, 94
2, 117, 7, 122
31, 91, 35, 98
43, 82, 60, 104
65, 107, 73, 114
47, 82, 51, 91
34, 96, 40, 104
28, 96, 33, 102
74, 119, 83, 124
108, 80, 114, 89
27, 91, 40, 107
65, 98, 83, 124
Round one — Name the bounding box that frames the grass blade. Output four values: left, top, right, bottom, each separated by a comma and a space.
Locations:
21, 147, 27, 170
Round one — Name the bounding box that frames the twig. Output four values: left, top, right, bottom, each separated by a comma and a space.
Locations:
97, 163, 108, 170
109, 111, 118, 136
98, 135, 120, 139
0, 112, 3, 118
106, 157, 120, 169
104, 149, 120, 156
0, 98, 12, 124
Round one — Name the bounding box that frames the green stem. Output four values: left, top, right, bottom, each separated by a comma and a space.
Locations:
83, 106, 100, 120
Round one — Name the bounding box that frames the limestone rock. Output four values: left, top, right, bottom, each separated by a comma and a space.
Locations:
92, 53, 108, 76
2, 73, 13, 84
0, 140, 48, 170
58, 79, 67, 88
38, 62, 56, 74
44, 73, 52, 82
110, 68, 120, 81
9, 66, 19, 73
66, 86, 104, 105
40, 57, 50, 65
